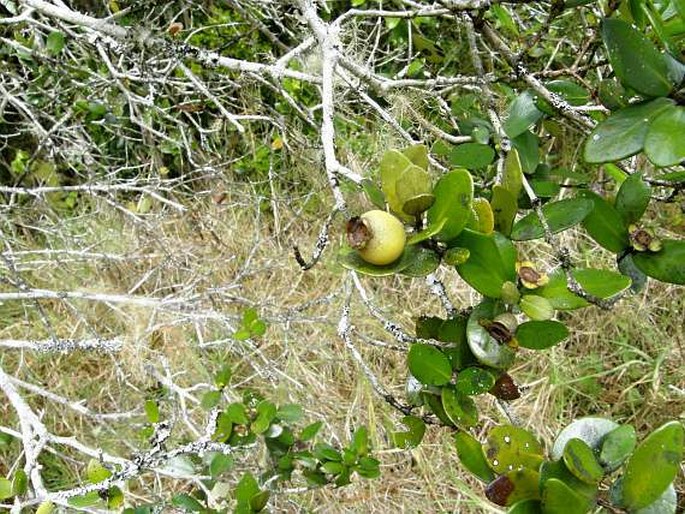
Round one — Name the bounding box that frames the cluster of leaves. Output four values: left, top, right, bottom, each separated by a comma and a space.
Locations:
339, 8, 684, 511
455, 418, 684, 513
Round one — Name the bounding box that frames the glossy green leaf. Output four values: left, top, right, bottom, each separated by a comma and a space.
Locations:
10, 469, 26, 496
541, 478, 590, 514
449, 143, 495, 169
537, 268, 631, 310
511, 131, 540, 174
601, 18, 672, 97
515, 320, 569, 350
455, 366, 496, 395
399, 247, 440, 277
622, 421, 685, 510
300, 421, 323, 442
454, 229, 517, 298
407, 344, 452, 386
483, 425, 544, 474
584, 98, 674, 163
578, 190, 630, 252
504, 91, 543, 138
615, 173, 651, 225
539, 460, 598, 504
401, 144, 429, 170
600, 424, 636, 471
485, 468, 541, 506
645, 105, 685, 167
551, 417, 619, 460
0, 478, 12, 500
469, 198, 495, 234
427, 169, 474, 241
617, 253, 647, 293
252, 400, 277, 434
396, 164, 433, 214
443, 247, 470, 266
632, 239, 685, 284
422, 391, 455, 426
441, 386, 478, 428
490, 185, 517, 236
511, 198, 593, 240
380, 149, 413, 219
454, 431, 495, 483
519, 295, 554, 321
466, 302, 516, 369
632, 483, 678, 514
503, 149, 524, 200
563, 438, 604, 484
107, 486, 124, 510
392, 415, 426, 449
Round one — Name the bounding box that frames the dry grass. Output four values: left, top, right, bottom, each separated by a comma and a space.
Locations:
1, 161, 684, 512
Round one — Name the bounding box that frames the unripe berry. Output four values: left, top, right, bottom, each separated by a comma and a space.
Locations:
347, 210, 406, 265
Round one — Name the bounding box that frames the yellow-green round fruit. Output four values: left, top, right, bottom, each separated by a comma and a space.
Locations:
347, 210, 406, 266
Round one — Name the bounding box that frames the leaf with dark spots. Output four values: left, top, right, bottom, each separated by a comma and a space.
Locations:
486, 475, 515, 506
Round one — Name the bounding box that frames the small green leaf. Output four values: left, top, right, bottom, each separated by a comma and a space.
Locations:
483, 425, 544, 474
427, 169, 474, 241
380, 149, 413, 219
235, 472, 260, 505
201, 390, 222, 410
407, 344, 452, 386
277, 403, 303, 423
86, 459, 112, 484
511, 131, 540, 174
537, 268, 631, 310
401, 144, 429, 170
11, 469, 27, 495
46, 31, 66, 55
226, 402, 249, 425
515, 320, 569, 350
578, 190, 630, 253
455, 366, 496, 395
503, 91, 543, 138
600, 424, 637, 471
541, 478, 591, 514
0, 478, 12, 500
511, 198, 594, 240
395, 164, 433, 214
36, 501, 55, 514
68, 492, 101, 507
584, 98, 674, 163
632, 240, 685, 284
466, 302, 516, 369
601, 18, 673, 97
615, 173, 651, 225
252, 400, 277, 434
300, 421, 323, 441
144, 399, 159, 424
519, 295, 554, 321
449, 143, 495, 169
351, 426, 369, 456
399, 247, 440, 277
209, 453, 234, 478
454, 229, 518, 298
644, 105, 685, 167
214, 365, 232, 389
392, 415, 426, 449
441, 386, 478, 428
107, 486, 124, 509
622, 421, 685, 510
172, 493, 204, 512
539, 460, 598, 504
563, 438, 604, 484
454, 431, 495, 482
503, 149, 524, 200
407, 218, 446, 245
361, 179, 386, 209
490, 185, 517, 236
